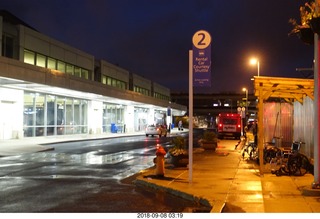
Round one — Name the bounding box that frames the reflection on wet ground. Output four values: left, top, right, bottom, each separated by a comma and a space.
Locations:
0, 153, 205, 212
0, 136, 208, 212
1, 151, 151, 187
2, 145, 155, 162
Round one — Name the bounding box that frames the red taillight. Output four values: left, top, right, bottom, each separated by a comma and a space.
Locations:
219, 123, 222, 127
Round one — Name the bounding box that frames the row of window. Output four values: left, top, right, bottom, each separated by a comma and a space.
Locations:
23, 49, 90, 79
154, 92, 170, 101
134, 86, 150, 96
22, 91, 153, 137
22, 49, 170, 101
102, 75, 127, 90
23, 92, 88, 137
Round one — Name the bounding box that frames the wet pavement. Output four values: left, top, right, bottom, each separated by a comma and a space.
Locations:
135, 139, 320, 213
0, 130, 205, 213
1, 130, 320, 213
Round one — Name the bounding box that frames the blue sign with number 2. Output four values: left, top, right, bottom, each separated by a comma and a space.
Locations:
192, 30, 211, 87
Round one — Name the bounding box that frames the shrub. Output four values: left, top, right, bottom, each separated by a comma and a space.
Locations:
202, 131, 218, 142
169, 136, 187, 156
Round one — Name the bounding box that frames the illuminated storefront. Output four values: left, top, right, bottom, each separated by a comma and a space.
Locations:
0, 10, 187, 140
23, 92, 88, 137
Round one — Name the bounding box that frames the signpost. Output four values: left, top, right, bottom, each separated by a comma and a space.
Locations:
238, 107, 246, 136
192, 30, 212, 86
189, 30, 211, 182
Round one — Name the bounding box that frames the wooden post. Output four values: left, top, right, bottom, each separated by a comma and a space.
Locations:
258, 84, 264, 176
313, 32, 320, 189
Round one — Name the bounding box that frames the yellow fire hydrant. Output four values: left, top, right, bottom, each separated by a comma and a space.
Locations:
154, 144, 166, 177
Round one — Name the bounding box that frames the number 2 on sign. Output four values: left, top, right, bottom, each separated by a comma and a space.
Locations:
197, 33, 206, 46
192, 30, 211, 49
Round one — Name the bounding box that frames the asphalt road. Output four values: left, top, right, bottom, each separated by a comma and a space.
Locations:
0, 133, 208, 213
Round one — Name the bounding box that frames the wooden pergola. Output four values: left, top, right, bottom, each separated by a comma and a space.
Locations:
253, 76, 314, 175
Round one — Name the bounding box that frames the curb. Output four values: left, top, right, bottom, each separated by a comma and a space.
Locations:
38, 146, 55, 152
134, 178, 214, 211
302, 185, 320, 196
210, 201, 226, 213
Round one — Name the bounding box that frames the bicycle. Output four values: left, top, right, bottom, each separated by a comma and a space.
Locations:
263, 144, 281, 164
263, 136, 285, 165
270, 141, 314, 176
265, 141, 301, 166
287, 152, 314, 176
241, 142, 258, 162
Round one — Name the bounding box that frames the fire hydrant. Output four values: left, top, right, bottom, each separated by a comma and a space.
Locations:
154, 144, 166, 177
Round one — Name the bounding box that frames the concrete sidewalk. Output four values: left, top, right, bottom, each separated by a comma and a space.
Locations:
134, 139, 320, 213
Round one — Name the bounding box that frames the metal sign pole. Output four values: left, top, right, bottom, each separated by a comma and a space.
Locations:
189, 30, 211, 183
313, 32, 320, 188
188, 50, 193, 183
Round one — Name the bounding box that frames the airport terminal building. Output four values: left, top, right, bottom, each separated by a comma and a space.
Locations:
0, 10, 186, 140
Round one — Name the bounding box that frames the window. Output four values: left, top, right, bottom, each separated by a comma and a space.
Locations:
57, 61, 65, 73
102, 103, 124, 133
24, 50, 35, 65
116, 81, 121, 88
66, 64, 74, 75
36, 54, 46, 67
102, 75, 107, 84
107, 77, 112, 86
47, 58, 56, 69
120, 81, 126, 89
112, 79, 117, 87
81, 69, 89, 79
74, 67, 81, 77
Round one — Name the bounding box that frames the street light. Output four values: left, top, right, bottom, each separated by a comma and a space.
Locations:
249, 58, 260, 77
241, 88, 248, 136
242, 87, 248, 118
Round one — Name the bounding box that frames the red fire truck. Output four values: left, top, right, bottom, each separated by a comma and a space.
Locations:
216, 113, 241, 139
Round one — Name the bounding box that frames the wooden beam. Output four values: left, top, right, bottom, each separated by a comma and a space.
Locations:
253, 76, 314, 102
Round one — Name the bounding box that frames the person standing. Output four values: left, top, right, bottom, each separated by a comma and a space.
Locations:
178, 120, 183, 131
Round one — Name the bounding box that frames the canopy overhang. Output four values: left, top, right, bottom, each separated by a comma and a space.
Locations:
253, 76, 314, 104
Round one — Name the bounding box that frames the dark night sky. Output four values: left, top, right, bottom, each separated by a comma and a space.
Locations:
0, 0, 315, 94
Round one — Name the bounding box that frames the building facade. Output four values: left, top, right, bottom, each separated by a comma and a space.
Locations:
0, 10, 186, 140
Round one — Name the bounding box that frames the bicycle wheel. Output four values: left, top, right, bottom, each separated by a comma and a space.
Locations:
297, 153, 311, 176
287, 155, 300, 175
287, 153, 309, 176
264, 147, 280, 164
248, 144, 257, 160
242, 146, 247, 159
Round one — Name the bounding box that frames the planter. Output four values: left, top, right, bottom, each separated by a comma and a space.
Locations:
297, 28, 314, 45
310, 17, 320, 34
168, 153, 188, 167
201, 141, 217, 150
